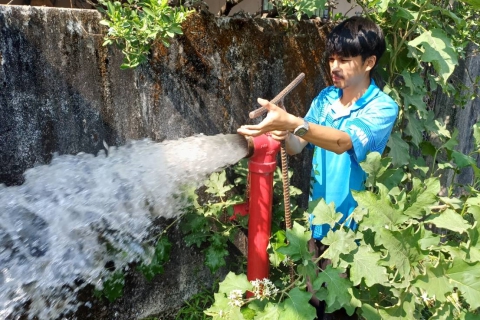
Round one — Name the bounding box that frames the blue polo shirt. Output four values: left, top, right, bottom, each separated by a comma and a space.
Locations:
305, 80, 398, 240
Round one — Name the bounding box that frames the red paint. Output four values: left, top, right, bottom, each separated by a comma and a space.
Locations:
234, 134, 280, 285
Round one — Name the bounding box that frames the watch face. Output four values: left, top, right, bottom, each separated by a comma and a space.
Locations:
295, 128, 308, 136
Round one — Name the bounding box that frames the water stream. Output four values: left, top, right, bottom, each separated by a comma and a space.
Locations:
0, 133, 249, 319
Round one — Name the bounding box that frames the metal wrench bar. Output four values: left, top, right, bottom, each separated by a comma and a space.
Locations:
248, 73, 305, 119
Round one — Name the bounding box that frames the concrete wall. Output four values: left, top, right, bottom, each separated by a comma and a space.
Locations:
0, 5, 329, 319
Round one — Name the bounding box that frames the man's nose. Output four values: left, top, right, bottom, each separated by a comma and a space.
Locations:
331, 59, 340, 70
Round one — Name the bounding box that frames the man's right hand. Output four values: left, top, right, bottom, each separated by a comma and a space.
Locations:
270, 130, 289, 141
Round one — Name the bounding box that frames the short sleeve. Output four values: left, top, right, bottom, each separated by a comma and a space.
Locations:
344, 98, 398, 162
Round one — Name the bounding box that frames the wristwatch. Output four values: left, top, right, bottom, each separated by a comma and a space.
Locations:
293, 118, 309, 137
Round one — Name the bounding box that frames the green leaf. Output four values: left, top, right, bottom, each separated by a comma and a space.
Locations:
255, 303, 281, 320
425, 209, 471, 234
461, 0, 480, 8
353, 190, 408, 231
407, 29, 458, 83
445, 258, 480, 309
404, 177, 440, 219
277, 222, 312, 262
344, 245, 389, 287
377, 290, 415, 319
205, 292, 244, 319
360, 303, 382, 320
312, 265, 356, 312
360, 152, 387, 188
309, 198, 343, 228
270, 230, 288, 268
205, 171, 232, 197
450, 150, 476, 169
412, 260, 452, 302
218, 272, 253, 294
321, 228, 358, 267
279, 288, 316, 320
205, 243, 228, 273
441, 128, 459, 151
404, 110, 424, 146
377, 226, 424, 277
102, 271, 125, 302
386, 132, 410, 166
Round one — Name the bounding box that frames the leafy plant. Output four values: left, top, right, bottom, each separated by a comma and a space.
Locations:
98, 0, 193, 69
180, 159, 303, 274
266, 0, 327, 20
175, 286, 216, 320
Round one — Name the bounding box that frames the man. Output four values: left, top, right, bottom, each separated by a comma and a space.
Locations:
237, 16, 398, 241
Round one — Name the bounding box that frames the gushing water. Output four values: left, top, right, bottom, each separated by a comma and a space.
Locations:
0, 134, 249, 319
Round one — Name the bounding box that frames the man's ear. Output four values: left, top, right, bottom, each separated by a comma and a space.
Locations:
365, 56, 377, 71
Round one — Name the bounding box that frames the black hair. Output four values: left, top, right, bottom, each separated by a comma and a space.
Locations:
326, 16, 386, 68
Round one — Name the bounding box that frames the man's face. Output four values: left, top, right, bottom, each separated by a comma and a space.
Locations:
328, 54, 373, 89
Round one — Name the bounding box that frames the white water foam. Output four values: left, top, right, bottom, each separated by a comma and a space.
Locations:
0, 134, 249, 319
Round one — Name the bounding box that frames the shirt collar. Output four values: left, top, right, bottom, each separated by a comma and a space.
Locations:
328, 79, 380, 120
350, 79, 380, 111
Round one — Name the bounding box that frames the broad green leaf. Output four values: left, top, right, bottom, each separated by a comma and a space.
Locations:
376, 0, 389, 13
344, 245, 389, 287
438, 196, 464, 210
218, 272, 252, 294
441, 128, 459, 151
204, 171, 232, 197
270, 230, 288, 268
377, 291, 415, 319
360, 152, 387, 188
412, 260, 452, 302
431, 303, 454, 320
277, 222, 312, 262
360, 303, 382, 320
318, 286, 361, 315
407, 29, 458, 82
205, 244, 228, 273
309, 198, 343, 227
280, 288, 316, 320
461, 0, 480, 8
450, 150, 476, 169
418, 226, 440, 250
353, 190, 408, 231
404, 110, 424, 146
312, 265, 355, 311
386, 132, 410, 166
445, 258, 480, 309
321, 228, 358, 267
404, 177, 440, 218
401, 90, 428, 115
425, 209, 471, 234
255, 303, 281, 320
377, 226, 424, 277
205, 293, 245, 319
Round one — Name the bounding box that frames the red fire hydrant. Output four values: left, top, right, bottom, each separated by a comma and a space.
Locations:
234, 133, 281, 283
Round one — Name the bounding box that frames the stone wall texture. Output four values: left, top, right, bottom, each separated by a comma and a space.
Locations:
0, 5, 329, 319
